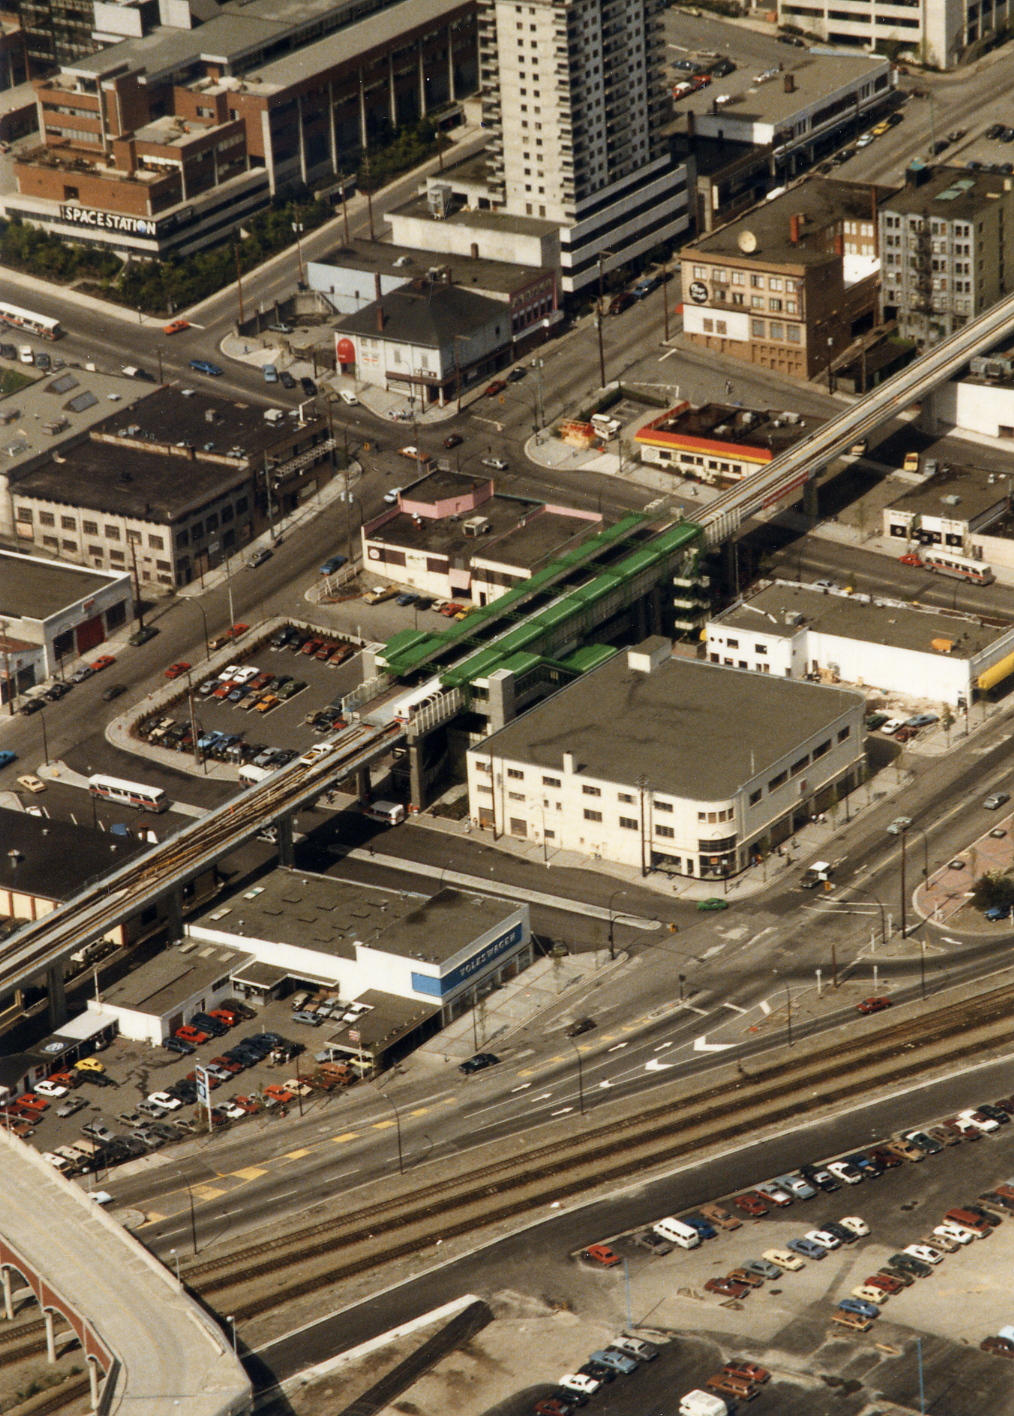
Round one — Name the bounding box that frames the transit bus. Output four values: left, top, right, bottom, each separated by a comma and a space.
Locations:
920, 550, 994, 585
0, 302, 62, 340
87, 774, 169, 813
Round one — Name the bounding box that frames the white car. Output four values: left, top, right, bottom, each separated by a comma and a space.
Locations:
926, 1230, 961, 1252
763, 1247, 805, 1271
827, 1161, 864, 1185
935, 1222, 976, 1245
856, 132, 876, 147
559, 1374, 602, 1396
956, 1108, 999, 1133
338, 390, 359, 405
42, 1151, 71, 1171
853, 1284, 887, 1303
148, 1091, 182, 1111
805, 1228, 841, 1250
881, 719, 904, 736
35, 1079, 69, 1098
230, 665, 260, 684
904, 1242, 945, 1265
839, 1216, 870, 1238
219, 1102, 247, 1120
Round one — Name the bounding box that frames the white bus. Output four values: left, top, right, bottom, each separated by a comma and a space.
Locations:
0, 301, 62, 341
87, 774, 169, 813
921, 550, 994, 585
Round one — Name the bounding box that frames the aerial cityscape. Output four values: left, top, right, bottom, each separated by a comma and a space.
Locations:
4, 0, 1014, 1413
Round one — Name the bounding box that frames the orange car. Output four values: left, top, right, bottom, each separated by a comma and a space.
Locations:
163, 319, 191, 335
90, 654, 117, 672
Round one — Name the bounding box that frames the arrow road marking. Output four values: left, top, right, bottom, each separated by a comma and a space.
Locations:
693, 1035, 736, 1052
646, 1057, 677, 1071
607, 1042, 629, 1052
654, 1041, 674, 1051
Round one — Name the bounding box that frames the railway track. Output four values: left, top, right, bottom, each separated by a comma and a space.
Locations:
180, 980, 1014, 1321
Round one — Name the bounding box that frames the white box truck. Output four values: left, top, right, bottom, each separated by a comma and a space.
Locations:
678, 1392, 729, 1416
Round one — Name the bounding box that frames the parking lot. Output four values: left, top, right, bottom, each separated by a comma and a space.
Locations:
135, 624, 366, 768
7, 985, 371, 1177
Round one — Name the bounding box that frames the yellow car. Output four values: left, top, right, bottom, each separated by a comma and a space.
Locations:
872, 121, 890, 136
17, 774, 46, 794
254, 694, 280, 714
73, 1057, 106, 1074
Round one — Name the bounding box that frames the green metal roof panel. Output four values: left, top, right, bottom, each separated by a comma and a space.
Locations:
560, 644, 618, 672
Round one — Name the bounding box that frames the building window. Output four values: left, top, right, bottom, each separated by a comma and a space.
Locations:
618, 792, 634, 803
769, 770, 788, 791
127, 530, 142, 545
542, 775, 561, 787
148, 534, 164, 551
813, 738, 832, 759
619, 816, 638, 830
507, 768, 524, 779
82, 520, 98, 535
726, 638, 739, 649
754, 644, 767, 654
42, 535, 58, 548
750, 274, 764, 288
582, 785, 601, 796
105, 525, 120, 540
583, 808, 603, 822
655, 799, 673, 811
752, 319, 765, 337
39, 511, 55, 527
786, 326, 801, 343
508, 791, 525, 801
655, 824, 675, 838
838, 725, 851, 742
791, 754, 809, 776
749, 788, 762, 805
769, 322, 784, 340
15, 507, 32, 523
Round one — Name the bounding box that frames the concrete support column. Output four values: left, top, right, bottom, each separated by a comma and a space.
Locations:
418, 41, 427, 116
408, 740, 425, 811
297, 92, 308, 187
276, 814, 295, 869
802, 475, 820, 522
721, 540, 738, 600
635, 594, 650, 640
918, 388, 938, 434
388, 54, 397, 125
447, 25, 456, 100
88, 1357, 100, 1409
355, 766, 370, 802
358, 71, 368, 148
163, 886, 184, 943
44, 1309, 55, 1363
649, 586, 664, 636
327, 79, 337, 173
1, 1266, 13, 1321
46, 963, 67, 1032
487, 668, 517, 732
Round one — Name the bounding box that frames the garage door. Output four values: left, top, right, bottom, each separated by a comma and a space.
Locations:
75, 615, 104, 655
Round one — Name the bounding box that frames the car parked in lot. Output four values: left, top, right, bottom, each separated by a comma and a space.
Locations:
704, 1276, 751, 1298
762, 1246, 804, 1271
857, 996, 892, 1014
787, 1237, 827, 1260
733, 1191, 769, 1216
755, 1181, 793, 1207
700, 1202, 740, 1230
827, 1159, 864, 1184
742, 1258, 782, 1280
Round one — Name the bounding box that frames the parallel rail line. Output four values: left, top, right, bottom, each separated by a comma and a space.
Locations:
179, 982, 1014, 1320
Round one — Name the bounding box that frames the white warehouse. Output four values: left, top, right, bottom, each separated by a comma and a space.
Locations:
707, 582, 1014, 707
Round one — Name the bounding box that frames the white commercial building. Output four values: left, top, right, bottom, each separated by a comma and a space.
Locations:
468, 638, 865, 878
778, 0, 1008, 69
707, 582, 1014, 707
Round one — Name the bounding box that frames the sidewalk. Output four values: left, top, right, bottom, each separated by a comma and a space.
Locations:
915, 806, 1014, 927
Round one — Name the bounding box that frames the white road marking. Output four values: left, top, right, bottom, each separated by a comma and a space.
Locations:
654, 1041, 674, 1051
599, 1080, 614, 1089
722, 1002, 747, 1014
530, 1093, 553, 1102
702, 945, 725, 958
758, 999, 772, 1015
607, 1042, 629, 1052
645, 1057, 677, 1071
551, 1107, 574, 1116
511, 1083, 532, 1092
693, 1036, 736, 1053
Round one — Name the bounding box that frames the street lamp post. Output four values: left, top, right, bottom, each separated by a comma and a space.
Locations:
291, 220, 305, 286
186, 600, 211, 661
784, 982, 793, 1047
226, 1316, 237, 1354
899, 825, 909, 939
170, 1248, 180, 1283
378, 1090, 404, 1173
607, 887, 627, 961
596, 250, 616, 390
38, 703, 49, 767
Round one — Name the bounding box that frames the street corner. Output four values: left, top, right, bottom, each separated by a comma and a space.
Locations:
917, 810, 1014, 931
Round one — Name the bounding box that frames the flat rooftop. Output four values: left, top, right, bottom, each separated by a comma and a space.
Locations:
884, 165, 1014, 221
0, 808, 145, 900
888, 463, 1011, 524
387, 192, 558, 239
477, 646, 862, 801
323, 988, 439, 1052
675, 50, 891, 133
638, 402, 815, 456
472, 510, 603, 574
690, 178, 895, 267
313, 238, 548, 299
715, 582, 1010, 658
0, 366, 153, 476
365, 887, 519, 965
99, 941, 253, 1015
0, 558, 128, 625
376, 495, 530, 557
192, 867, 428, 960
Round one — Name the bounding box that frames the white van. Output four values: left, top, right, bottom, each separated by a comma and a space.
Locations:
367, 800, 406, 825
678, 1392, 729, 1416
239, 763, 272, 788
652, 1216, 701, 1249
18, 345, 33, 365
591, 412, 621, 436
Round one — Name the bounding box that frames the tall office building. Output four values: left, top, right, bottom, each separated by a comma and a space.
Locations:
474, 0, 689, 293
778, 0, 1010, 68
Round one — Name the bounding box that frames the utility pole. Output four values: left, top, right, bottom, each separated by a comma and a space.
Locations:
900, 827, 908, 939
234, 239, 245, 325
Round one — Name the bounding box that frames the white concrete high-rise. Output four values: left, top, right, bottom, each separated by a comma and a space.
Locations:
476, 0, 690, 293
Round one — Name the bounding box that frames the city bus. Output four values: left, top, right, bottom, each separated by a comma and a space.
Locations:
87, 774, 169, 813
0, 301, 62, 340
921, 550, 994, 585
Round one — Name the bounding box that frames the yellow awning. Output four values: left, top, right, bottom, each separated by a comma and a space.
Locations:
977, 651, 1014, 691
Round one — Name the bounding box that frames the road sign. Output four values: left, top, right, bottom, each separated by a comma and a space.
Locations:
194, 1064, 211, 1112
348, 1029, 360, 1044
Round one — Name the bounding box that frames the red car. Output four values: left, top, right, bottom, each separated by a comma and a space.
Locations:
210, 1056, 242, 1074
534, 1400, 573, 1416
176, 1025, 209, 1044
898, 553, 923, 567
866, 1273, 904, 1295
209, 1009, 239, 1027
733, 1191, 769, 1217
443, 433, 463, 449
582, 1243, 621, 1268
90, 655, 117, 672
705, 1276, 751, 1299
301, 638, 324, 656
164, 662, 192, 679
982, 1336, 1014, 1357
485, 379, 508, 397
18, 1093, 49, 1112
163, 319, 191, 335
724, 1361, 769, 1384
857, 996, 892, 1015
231, 1095, 262, 1114
227, 623, 249, 640
440, 602, 465, 617
264, 1084, 295, 1104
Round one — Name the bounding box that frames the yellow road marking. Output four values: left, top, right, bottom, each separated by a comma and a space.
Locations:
332, 1131, 360, 1143
283, 1148, 311, 1158
409, 1107, 429, 1117
225, 1166, 268, 1180
191, 1184, 226, 1200
372, 1119, 395, 1130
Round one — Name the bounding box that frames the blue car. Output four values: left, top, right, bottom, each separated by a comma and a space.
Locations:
986, 904, 1013, 921
682, 1215, 717, 1240
395, 592, 419, 607
589, 1349, 638, 1375
198, 730, 224, 751
0, 750, 17, 768
787, 1237, 827, 1260
189, 359, 224, 376
839, 1296, 879, 1319
320, 555, 348, 575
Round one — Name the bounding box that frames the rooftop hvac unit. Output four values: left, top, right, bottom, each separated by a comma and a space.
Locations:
428, 183, 453, 219
463, 515, 492, 537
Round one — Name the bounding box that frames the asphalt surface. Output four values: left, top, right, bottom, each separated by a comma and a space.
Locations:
245, 1050, 1014, 1416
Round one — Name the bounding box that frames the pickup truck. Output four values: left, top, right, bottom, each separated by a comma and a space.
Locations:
398, 446, 431, 463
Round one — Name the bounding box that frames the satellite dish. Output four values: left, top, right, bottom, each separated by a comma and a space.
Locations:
738, 229, 758, 253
